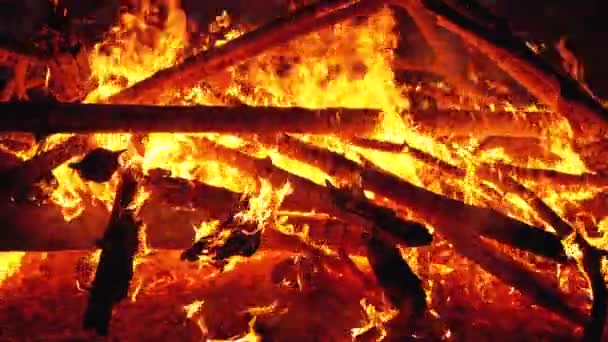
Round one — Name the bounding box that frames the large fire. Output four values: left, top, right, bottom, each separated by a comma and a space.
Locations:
1, 0, 607, 340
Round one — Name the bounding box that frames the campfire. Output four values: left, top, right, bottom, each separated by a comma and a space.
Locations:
1, 0, 608, 340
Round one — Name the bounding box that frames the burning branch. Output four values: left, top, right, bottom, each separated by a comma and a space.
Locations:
0, 102, 380, 136
106, 0, 383, 104
83, 167, 141, 335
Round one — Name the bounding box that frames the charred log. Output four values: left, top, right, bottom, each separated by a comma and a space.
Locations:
365, 232, 426, 312
0, 102, 380, 136
69, 148, 126, 183
83, 167, 140, 335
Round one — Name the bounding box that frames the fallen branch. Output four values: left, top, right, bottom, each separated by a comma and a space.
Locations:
261, 134, 566, 262
364, 232, 426, 312
83, 168, 141, 335
106, 0, 383, 104
0, 102, 380, 136
0, 134, 92, 197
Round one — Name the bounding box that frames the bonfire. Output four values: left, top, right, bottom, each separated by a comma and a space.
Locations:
1, 0, 607, 340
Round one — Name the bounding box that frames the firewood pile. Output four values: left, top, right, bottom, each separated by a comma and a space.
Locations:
1, 0, 608, 340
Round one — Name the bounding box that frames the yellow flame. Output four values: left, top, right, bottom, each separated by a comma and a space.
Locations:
235, 179, 293, 230
351, 299, 398, 341
0, 252, 25, 286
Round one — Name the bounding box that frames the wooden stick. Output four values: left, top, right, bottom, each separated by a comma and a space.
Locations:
0, 134, 92, 197
260, 134, 567, 262
0, 102, 380, 136
106, 0, 383, 104
408, 108, 558, 139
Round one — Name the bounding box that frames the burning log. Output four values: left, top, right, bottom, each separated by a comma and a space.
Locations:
0, 171, 386, 256
408, 108, 557, 139
0, 102, 380, 136
260, 134, 566, 262
492, 163, 608, 189
0, 134, 92, 197
106, 0, 383, 104
83, 167, 141, 335
364, 232, 426, 312
581, 243, 607, 342
349, 137, 607, 189
418, 0, 608, 146
192, 138, 432, 248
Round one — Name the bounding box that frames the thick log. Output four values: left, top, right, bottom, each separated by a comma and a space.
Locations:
408, 108, 558, 139
83, 167, 140, 335
261, 134, 566, 262
0, 102, 380, 136
0, 134, 92, 196
419, 0, 608, 145
191, 138, 431, 248
581, 243, 607, 342
494, 163, 608, 189
106, 0, 383, 104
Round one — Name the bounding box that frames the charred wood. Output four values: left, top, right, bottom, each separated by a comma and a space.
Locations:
365, 232, 426, 312
107, 0, 383, 104
0, 102, 380, 136
349, 137, 605, 189
83, 168, 140, 335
